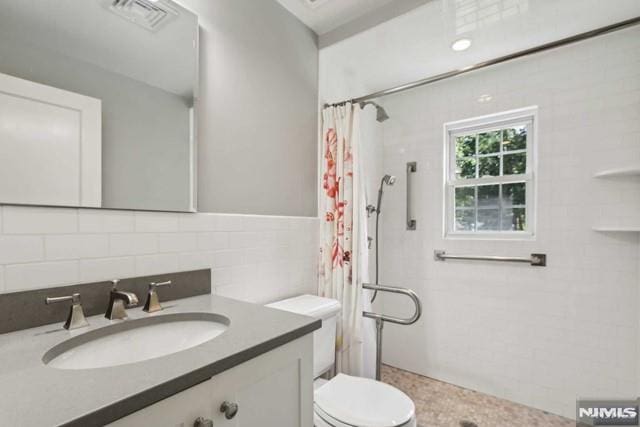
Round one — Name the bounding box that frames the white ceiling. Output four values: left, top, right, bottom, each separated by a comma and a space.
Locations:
0, 0, 198, 98
275, 0, 399, 35
319, 0, 640, 102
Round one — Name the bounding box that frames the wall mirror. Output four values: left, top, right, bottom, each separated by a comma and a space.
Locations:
0, 0, 198, 212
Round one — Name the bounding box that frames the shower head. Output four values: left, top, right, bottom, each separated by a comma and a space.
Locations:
360, 101, 390, 123
376, 174, 397, 214
382, 174, 396, 186
376, 105, 390, 122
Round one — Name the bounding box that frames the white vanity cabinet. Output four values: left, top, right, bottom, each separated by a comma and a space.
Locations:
109, 334, 313, 427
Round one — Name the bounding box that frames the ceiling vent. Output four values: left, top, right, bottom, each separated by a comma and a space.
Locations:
304, 0, 332, 9
104, 0, 178, 32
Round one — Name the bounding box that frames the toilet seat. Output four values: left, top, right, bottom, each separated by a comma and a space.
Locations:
314, 374, 415, 427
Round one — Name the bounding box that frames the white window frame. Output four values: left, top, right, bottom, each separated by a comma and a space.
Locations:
443, 106, 537, 240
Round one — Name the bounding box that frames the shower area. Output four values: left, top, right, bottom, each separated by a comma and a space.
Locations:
320, 2, 640, 424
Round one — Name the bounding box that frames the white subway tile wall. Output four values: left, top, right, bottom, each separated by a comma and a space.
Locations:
79, 209, 135, 233
0, 207, 319, 305
3, 206, 78, 234
5, 261, 79, 292
0, 236, 44, 264
45, 234, 109, 261
374, 27, 640, 418
79, 257, 136, 283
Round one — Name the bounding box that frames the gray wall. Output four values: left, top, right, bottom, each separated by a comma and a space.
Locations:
178, 0, 319, 217
0, 40, 193, 212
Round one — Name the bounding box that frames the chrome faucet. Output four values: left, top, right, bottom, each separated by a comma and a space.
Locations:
45, 293, 89, 330
143, 280, 172, 313
105, 279, 139, 320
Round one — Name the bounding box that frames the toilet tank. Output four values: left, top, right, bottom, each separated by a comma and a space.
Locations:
266, 295, 341, 378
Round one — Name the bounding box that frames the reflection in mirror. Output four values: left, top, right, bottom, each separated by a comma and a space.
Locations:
0, 0, 198, 212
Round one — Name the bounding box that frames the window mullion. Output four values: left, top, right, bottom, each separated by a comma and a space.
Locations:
499, 183, 503, 230
499, 129, 504, 230
499, 128, 504, 177
474, 185, 478, 232
474, 133, 479, 179
450, 174, 529, 187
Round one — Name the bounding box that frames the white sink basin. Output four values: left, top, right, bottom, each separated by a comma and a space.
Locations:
43, 313, 229, 370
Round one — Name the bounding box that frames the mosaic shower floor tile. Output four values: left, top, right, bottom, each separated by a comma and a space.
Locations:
381, 365, 574, 427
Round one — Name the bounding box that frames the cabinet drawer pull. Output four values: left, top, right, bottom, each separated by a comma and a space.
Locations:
220, 401, 239, 419
193, 417, 213, 427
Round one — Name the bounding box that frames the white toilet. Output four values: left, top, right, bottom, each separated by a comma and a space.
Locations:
267, 295, 417, 427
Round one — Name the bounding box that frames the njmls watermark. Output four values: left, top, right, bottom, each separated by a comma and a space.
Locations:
577, 399, 639, 426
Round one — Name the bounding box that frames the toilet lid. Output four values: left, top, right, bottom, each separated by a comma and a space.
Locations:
314, 374, 415, 427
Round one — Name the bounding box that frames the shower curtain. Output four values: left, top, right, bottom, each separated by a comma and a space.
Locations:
319, 103, 372, 377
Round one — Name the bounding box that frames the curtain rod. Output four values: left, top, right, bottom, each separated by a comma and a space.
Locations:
325, 16, 640, 108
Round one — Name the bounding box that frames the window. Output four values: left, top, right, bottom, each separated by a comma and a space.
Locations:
444, 107, 536, 238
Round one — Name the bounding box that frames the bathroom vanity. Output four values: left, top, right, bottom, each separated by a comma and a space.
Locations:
0, 0, 322, 425
0, 291, 319, 426
110, 331, 312, 427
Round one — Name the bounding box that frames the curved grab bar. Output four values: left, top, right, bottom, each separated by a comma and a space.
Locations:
362, 283, 422, 325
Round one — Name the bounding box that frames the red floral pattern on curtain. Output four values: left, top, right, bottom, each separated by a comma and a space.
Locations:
323, 128, 352, 270
319, 104, 364, 375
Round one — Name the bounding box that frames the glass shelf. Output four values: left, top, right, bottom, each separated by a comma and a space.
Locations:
593, 166, 640, 178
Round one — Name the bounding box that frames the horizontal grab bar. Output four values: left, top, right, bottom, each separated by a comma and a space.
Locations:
363, 283, 422, 325
434, 250, 547, 267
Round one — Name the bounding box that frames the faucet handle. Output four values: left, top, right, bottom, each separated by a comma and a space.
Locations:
45, 293, 89, 330
149, 280, 172, 289
111, 279, 120, 289
46, 293, 81, 305
143, 280, 172, 313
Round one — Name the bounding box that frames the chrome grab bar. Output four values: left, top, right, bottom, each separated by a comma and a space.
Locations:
434, 250, 547, 267
406, 162, 417, 230
363, 283, 422, 380
363, 283, 422, 325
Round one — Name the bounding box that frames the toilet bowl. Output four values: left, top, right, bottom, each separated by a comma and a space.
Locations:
266, 295, 417, 427
314, 374, 416, 427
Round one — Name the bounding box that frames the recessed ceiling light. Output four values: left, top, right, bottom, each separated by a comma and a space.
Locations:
451, 38, 472, 52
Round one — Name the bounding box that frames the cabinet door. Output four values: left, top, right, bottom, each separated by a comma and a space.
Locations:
194, 334, 314, 427
0, 72, 101, 207
109, 334, 313, 427
220, 338, 313, 427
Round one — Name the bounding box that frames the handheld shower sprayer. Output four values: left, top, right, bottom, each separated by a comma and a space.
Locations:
376, 175, 396, 214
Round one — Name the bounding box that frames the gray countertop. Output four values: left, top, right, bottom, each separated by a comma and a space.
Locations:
0, 294, 320, 427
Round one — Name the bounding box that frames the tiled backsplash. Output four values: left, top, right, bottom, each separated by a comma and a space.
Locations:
0, 269, 211, 334
0, 206, 319, 304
